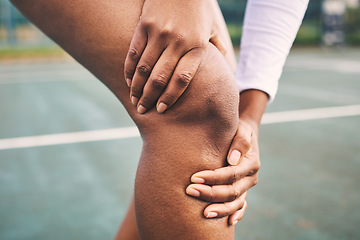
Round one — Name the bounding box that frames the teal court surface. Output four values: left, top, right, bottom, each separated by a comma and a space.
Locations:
0, 49, 359, 240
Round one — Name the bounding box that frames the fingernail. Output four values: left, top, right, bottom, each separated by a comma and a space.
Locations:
186, 187, 200, 197
157, 102, 167, 113
228, 150, 241, 165
206, 212, 218, 218
131, 96, 138, 105
137, 105, 147, 114
126, 78, 132, 87
191, 176, 205, 184
231, 220, 238, 226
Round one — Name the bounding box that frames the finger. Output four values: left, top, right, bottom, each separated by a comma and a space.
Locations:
227, 122, 253, 166
156, 47, 204, 113
186, 177, 254, 202
228, 200, 247, 226
210, 22, 227, 57
190, 162, 253, 185
210, 33, 227, 56
130, 42, 164, 108
124, 24, 147, 87
203, 192, 247, 220
137, 48, 181, 113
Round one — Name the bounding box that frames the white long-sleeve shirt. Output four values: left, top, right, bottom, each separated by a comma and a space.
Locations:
235, 0, 309, 102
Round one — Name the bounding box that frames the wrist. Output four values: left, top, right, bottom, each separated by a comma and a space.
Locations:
238, 89, 269, 136
238, 115, 259, 136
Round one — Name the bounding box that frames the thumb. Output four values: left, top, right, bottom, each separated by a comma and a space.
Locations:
209, 28, 227, 56
227, 122, 253, 166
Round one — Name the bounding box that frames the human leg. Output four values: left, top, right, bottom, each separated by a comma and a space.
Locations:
133, 43, 239, 239
11, 0, 239, 239
115, 198, 139, 240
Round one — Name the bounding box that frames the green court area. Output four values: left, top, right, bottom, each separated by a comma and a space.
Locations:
0, 49, 359, 240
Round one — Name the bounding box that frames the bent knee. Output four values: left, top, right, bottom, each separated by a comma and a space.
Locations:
134, 44, 239, 239
135, 43, 239, 143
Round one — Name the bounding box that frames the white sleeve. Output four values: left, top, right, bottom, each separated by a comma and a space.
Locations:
235, 0, 309, 103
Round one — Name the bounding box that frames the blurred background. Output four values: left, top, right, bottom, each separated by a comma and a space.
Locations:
0, 0, 360, 57
220, 0, 360, 47
0, 0, 359, 240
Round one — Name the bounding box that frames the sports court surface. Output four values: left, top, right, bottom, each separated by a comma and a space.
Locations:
0, 48, 359, 240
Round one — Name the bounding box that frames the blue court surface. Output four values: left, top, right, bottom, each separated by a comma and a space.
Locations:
0, 48, 359, 240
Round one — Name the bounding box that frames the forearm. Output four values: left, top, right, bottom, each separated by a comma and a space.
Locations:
238, 89, 268, 136
236, 0, 309, 102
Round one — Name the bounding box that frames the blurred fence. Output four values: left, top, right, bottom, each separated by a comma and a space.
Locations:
219, 0, 360, 46
0, 0, 55, 47
0, 0, 359, 49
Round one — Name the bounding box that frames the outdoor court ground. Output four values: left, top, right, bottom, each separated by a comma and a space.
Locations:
0, 48, 359, 240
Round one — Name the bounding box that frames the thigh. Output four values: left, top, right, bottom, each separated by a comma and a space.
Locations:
11, 0, 235, 116
11, 0, 144, 112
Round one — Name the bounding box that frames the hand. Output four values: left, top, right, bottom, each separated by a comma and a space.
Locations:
124, 0, 226, 114
186, 119, 260, 225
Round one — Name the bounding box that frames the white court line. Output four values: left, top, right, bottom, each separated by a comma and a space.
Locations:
0, 105, 359, 150
0, 127, 140, 150
285, 59, 360, 74
0, 70, 95, 85
0, 77, 90, 85
261, 104, 360, 124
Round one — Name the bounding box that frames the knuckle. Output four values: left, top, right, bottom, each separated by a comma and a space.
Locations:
137, 64, 152, 77
235, 135, 251, 151
228, 169, 237, 184
212, 169, 221, 185
174, 34, 185, 46
150, 76, 168, 91
244, 140, 251, 150
240, 135, 251, 146
140, 18, 154, 29
140, 96, 153, 107
191, 40, 207, 50
231, 185, 241, 201
162, 92, 176, 103
160, 28, 171, 38
198, 40, 207, 49
131, 86, 142, 97
125, 69, 134, 78
223, 205, 231, 216
248, 162, 261, 176
128, 48, 139, 60
175, 72, 192, 88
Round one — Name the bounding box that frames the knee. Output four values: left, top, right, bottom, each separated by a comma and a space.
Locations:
135, 43, 239, 142
133, 44, 239, 240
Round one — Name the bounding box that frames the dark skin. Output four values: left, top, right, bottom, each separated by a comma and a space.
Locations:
124, 0, 235, 113
123, 0, 266, 226
11, 0, 268, 239
116, 90, 267, 240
